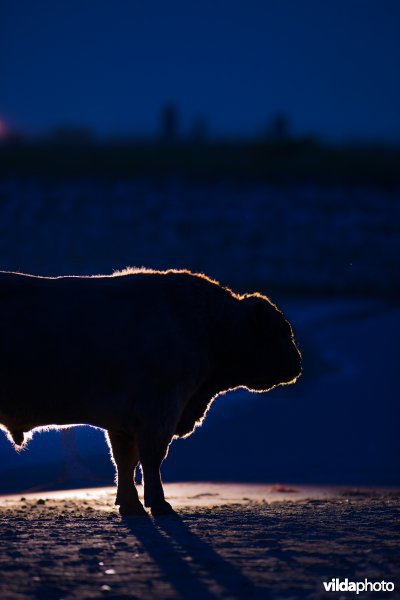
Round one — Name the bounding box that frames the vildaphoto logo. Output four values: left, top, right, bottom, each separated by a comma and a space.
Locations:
323, 578, 395, 594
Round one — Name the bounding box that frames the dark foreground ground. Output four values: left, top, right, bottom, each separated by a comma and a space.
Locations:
0, 484, 399, 600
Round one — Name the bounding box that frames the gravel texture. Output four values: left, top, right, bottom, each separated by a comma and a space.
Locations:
0, 484, 399, 599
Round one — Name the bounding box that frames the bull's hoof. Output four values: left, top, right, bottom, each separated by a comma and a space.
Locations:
119, 503, 148, 517
150, 501, 176, 517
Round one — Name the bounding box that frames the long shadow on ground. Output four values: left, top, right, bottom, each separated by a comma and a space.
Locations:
120, 513, 257, 599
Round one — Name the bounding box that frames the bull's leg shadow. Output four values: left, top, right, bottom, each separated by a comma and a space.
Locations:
106, 430, 148, 517
137, 430, 176, 517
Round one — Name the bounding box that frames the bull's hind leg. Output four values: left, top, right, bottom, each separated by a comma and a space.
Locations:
137, 431, 175, 517
106, 430, 147, 516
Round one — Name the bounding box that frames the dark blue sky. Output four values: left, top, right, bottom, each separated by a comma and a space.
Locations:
1, 0, 399, 141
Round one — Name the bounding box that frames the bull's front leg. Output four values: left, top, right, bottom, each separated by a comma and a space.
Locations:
106, 430, 147, 516
137, 429, 175, 517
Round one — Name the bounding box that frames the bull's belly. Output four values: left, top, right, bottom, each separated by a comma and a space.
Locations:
0, 358, 205, 439
0, 375, 134, 434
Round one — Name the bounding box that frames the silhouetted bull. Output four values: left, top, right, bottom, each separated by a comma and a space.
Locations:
0, 269, 301, 515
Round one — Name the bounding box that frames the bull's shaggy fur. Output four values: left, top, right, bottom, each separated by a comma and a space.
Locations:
0, 268, 301, 515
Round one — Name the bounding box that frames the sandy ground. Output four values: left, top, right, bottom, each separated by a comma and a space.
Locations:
0, 483, 399, 600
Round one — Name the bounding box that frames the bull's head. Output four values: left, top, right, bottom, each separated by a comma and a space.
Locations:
241, 294, 302, 393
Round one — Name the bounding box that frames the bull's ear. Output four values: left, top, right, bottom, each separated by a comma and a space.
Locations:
243, 295, 270, 326
243, 294, 283, 332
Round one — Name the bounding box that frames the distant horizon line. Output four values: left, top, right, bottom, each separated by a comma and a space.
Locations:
1, 128, 399, 148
